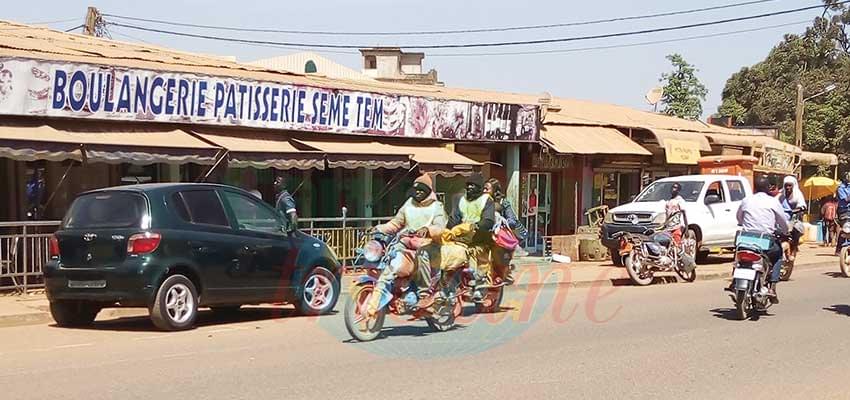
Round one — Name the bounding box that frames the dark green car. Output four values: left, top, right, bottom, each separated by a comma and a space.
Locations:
44, 183, 341, 331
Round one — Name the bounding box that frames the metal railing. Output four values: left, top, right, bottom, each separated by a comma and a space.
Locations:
0, 215, 391, 292
0, 221, 61, 293
298, 215, 392, 268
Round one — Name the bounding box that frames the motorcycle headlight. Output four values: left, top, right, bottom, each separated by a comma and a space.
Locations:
363, 240, 384, 262
843, 223, 850, 234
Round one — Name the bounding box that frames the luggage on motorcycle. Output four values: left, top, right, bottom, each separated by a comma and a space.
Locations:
493, 223, 519, 251
736, 231, 773, 251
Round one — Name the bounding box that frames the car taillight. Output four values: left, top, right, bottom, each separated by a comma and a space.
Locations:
736, 250, 761, 263
127, 232, 161, 255
49, 235, 60, 258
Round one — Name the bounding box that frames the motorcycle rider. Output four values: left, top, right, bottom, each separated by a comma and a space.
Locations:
274, 175, 299, 233
776, 175, 806, 261
735, 176, 790, 302
369, 174, 447, 315
836, 173, 850, 255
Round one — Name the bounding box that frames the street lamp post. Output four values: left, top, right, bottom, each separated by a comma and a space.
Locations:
795, 83, 837, 149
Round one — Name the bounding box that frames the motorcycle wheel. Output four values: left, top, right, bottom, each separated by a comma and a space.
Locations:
475, 286, 504, 314
426, 298, 456, 332
840, 247, 850, 278
780, 259, 794, 282
343, 285, 386, 342
675, 265, 697, 282
624, 253, 653, 286
734, 289, 750, 321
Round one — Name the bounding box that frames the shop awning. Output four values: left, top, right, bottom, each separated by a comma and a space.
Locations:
801, 151, 839, 166
648, 129, 712, 152
292, 139, 411, 170
703, 132, 758, 148
193, 131, 325, 170
0, 119, 219, 165
383, 144, 482, 176
541, 125, 651, 156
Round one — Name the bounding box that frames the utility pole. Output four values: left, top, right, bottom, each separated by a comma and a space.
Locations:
794, 83, 804, 149
83, 6, 101, 36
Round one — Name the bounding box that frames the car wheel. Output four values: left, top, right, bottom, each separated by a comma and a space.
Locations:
50, 300, 100, 327
295, 266, 340, 316
150, 274, 198, 331
610, 249, 624, 267
696, 250, 711, 264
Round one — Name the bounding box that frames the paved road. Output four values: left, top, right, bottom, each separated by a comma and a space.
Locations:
2, 263, 850, 400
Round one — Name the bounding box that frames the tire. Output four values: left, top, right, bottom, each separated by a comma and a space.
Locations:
779, 260, 794, 282
840, 247, 850, 278
475, 286, 504, 314
210, 305, 241, 317
343, 285, 385, 342
624, 253, 653, 286
734, 289, 750, 321
49, 300, 100, 327
684, 229, 698, 257
675, 265, 697, 282
150, 274, 199, 331
696, 250, 711, 264
610, 249, 624, 267
294, 266, 340, 316
426, 297, 457, 332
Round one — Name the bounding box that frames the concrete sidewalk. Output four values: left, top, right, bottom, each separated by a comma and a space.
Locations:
0, 244, 839, 328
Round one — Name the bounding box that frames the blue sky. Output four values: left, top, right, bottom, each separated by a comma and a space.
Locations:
5, 0, 825, 118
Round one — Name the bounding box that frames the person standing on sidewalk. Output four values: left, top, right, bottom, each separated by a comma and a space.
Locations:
821, 195, 838, 246
274, 175, 298, 233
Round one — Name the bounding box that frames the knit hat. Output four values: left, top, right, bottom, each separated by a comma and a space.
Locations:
413, 173, 434, 191
466, 173, 484, 187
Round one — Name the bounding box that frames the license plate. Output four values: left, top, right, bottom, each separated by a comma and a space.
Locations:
68, 280, 107, 289
733, 268, 756, 281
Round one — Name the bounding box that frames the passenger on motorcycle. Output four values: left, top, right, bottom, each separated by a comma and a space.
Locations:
368, 174, 447, 315
736, 176, 790, 302
776, 175, 806, 261
484, 178, 524, 281
835, 173, 850, 255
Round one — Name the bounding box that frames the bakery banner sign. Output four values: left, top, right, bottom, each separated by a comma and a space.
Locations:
0, 58, 539, 142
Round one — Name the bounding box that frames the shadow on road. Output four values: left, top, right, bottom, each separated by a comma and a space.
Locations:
710, 307, 772, 322
823, 272, 847, 279
49, 306, 333, 332
823, 305, 850, 317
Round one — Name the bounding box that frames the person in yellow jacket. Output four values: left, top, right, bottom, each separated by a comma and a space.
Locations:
366, 174, 447, 316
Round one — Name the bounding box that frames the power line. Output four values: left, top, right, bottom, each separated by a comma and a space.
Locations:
429, 20, 810, 57
105, 1, 843, 50
103, 0, 783, 36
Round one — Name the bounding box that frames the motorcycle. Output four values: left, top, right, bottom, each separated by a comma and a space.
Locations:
778, 210, 804, 281
837, 212, 850, 277
343, 230, 464, 342
730, 231, 777, 320
614, 210, 697, 286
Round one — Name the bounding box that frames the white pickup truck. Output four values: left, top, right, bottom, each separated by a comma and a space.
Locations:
601, 175, 753, 265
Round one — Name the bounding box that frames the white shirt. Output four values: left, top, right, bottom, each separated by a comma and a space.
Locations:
736, 192, 790, 235
665, 195, 685, 216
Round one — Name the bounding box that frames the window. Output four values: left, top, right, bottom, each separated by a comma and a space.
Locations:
174, 190, 229, 227
364, 55, 376, 69
63, 192, 146, 229
223, 191, 281, 233
706, 181, 727, 203
727, 180, 746, 202
635, 181, 704, 202
304, 60, 317, 73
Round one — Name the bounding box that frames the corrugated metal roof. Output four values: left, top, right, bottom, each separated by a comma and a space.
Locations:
249, 52, 371, 81
541, 125, 651, 156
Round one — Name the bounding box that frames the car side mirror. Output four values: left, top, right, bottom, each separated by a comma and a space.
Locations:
704, 194, 721, 205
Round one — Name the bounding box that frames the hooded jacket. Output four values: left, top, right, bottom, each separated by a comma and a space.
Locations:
376, 174, 447, 238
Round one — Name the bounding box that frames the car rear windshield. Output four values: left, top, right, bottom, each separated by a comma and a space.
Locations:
635, 181, 705, 202
62, 192, 147, 229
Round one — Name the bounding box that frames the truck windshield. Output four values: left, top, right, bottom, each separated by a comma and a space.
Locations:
635, 181, 704, 202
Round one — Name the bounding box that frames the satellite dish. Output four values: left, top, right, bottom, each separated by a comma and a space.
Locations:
645, 87, 664, 105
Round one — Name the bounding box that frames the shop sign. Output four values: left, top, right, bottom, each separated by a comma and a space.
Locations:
664, 139, 701, 165
0, 58, 539, 142
760, 147, 796, 172
531, 152, 571, 170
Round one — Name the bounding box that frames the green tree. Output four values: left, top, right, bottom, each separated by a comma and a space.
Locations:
718, 0, 850, 160
659, 53, 708, 120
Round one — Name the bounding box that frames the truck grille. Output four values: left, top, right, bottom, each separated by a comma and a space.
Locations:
612, 213, 653, 224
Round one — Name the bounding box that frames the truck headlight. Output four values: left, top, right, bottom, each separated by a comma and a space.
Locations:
603, 212, 614, 224
652, 213, 666, 224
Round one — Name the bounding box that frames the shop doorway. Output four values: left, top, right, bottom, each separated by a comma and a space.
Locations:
522, 172, 551, 254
